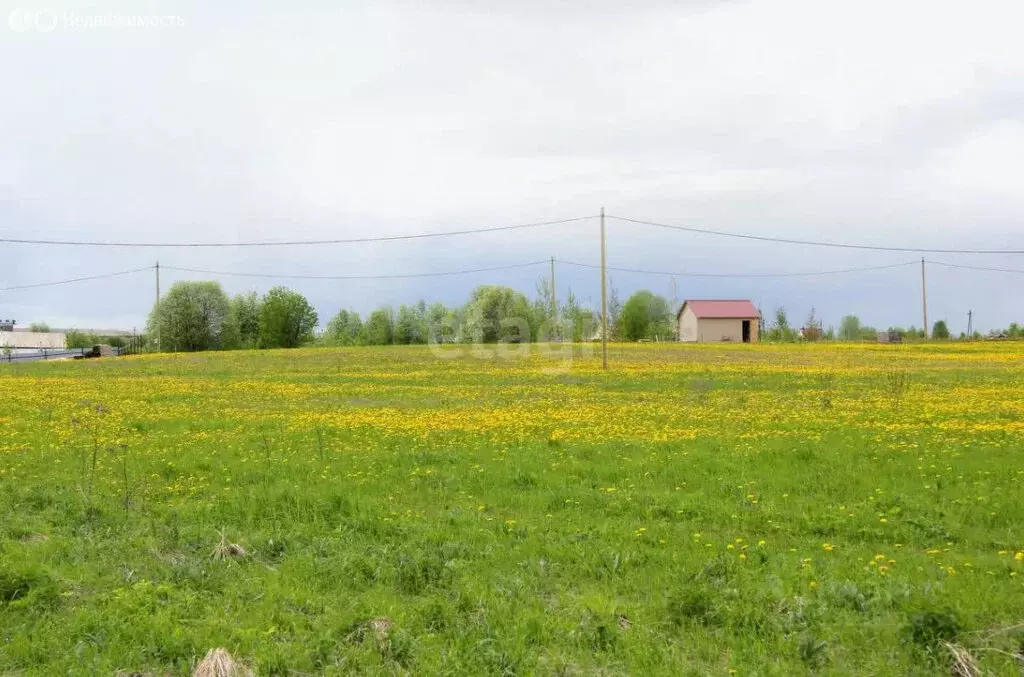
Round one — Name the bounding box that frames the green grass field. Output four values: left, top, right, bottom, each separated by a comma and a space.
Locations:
1, 343, 1022, 675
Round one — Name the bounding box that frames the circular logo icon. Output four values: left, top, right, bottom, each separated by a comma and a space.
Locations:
34, 9, 57, 32
8, 7, 33, 32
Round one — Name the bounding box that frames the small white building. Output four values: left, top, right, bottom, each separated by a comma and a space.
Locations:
677, 299, 760, 343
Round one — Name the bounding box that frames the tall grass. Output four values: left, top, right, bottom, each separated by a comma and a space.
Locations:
0, 343, 1022, 674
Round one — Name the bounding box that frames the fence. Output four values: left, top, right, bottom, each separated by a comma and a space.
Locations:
2, 348, 88, 363
1, 339, 143, 363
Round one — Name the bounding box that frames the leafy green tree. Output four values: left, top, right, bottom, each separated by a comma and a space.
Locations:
66, 329, 100, 349
932, 320, 951, 340
28, 322, 50, 333
1008, 322, 1022, 339
607, 281, 622, 340
394, 302, 428, 345
463, 285, 532, 343
225, 291, 262, 349
561, 288, 597, 342
323, 309, 363, 346
838, 315, 862, 341
531, 278, 559, 341
425, 302, 457, 344
859, 325, 879, 341
766, 307, 796, 342
147, 281, 231, 352
620, 290, 671, 341
362, 307, 395, 345
258, 287, 318, 349
903, 326, 926, 340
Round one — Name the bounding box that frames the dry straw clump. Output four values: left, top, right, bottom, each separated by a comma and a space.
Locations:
19, 533, 49, 544
369, 616, 393, 644
211, 530, 247, 561
942, 642, 980, 677
192, 648, 252, 677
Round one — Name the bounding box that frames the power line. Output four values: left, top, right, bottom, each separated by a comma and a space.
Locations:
0, 216, 595, 248
0, 266, 152, 292
3, 256, 1021, 296
161, 260, 549, 280
4, 212, 1022, 255
927, 260, 1024, 274
609, 215, 1024, 255
558, 258, 919, 278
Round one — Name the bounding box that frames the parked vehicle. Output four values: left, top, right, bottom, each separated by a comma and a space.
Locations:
74, 344, 116, 359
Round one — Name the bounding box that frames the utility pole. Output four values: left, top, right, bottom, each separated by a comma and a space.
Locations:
155, 261, 161, 350
921, 258, 928, 340
600, 207, 608, 369
550, 256, 557, 322
967, 309, 973, 339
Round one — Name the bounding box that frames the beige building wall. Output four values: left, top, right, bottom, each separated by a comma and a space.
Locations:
677, 311, 758, 343
678, 307, 700, 342
0, 331, 67, 349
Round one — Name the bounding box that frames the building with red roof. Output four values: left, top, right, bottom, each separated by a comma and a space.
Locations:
676, 299, 760, 343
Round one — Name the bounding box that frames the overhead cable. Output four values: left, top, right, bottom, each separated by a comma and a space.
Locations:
557, 259, 919, 278
0, 266, 152, 292
926, 260, 1024, 274
609, 215, 1024, 255
161, 260, 549, 280
0, 216, 594, 248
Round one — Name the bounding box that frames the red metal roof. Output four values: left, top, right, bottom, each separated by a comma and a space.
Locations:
680, 299, 759, 319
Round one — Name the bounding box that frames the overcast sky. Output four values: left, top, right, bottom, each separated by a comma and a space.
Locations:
2, 0, 1023, 333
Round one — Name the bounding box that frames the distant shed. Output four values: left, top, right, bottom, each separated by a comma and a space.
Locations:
677, 300, 760, 343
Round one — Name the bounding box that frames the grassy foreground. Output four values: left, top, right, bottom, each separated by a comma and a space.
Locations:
1, 342, 1022, 675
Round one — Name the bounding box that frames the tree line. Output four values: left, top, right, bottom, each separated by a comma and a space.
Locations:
764, 308, 1020, 342
323, 282, 675, 346
145, 279, 677, 352
147, 283, 317, 351
144, 279, 1022, 352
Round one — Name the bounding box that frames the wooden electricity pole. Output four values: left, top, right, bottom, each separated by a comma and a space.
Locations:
600, 207, 608, 369
155, 261, 161, 350
921, 258, 928, 339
